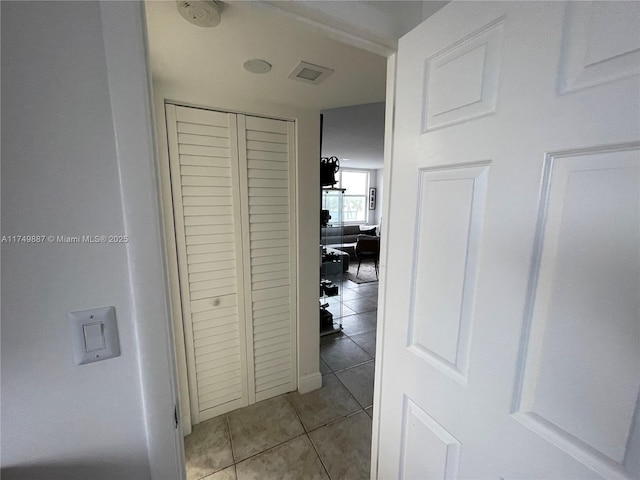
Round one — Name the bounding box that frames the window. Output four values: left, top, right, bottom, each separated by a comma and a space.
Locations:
340, 170, 369, 223
322, 170, 370, 224
322, 190, 343, 226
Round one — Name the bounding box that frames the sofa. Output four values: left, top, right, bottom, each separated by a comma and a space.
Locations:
321, 224, 378, 259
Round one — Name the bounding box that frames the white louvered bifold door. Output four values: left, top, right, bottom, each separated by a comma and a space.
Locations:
238, 115, 297, 403
166, 105, 298, 424
166, 105, 249, 423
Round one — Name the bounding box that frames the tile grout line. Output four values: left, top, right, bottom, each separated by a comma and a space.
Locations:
301, 373, 363, 434
285, 393, 309, 433
232, 431, 309, 466
343, 329, 376, 358
286, 389, 359, 436
289, 374, 363, 435
321, 339, 373, 373
331, 358, 375, 375
227, 397, 308, 467
333, 367, 373, 411
224, 414, 237, 468
224, 395, 336, 473
304, 402, 371, 438
307, 432, 333, 480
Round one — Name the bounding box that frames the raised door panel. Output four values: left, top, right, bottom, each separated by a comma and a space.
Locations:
422, 18, 504, 131
558, 1, 640, 93
513, 144, 640, 478
400, 397, 460, 479
408, 163, 489, 384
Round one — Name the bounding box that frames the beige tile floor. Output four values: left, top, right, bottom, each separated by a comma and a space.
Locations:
185, 279, 378, 480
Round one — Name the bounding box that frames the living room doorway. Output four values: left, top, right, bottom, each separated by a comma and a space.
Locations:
318, 102, 384, 440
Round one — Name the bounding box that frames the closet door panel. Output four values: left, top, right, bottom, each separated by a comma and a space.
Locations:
167, 104, 249, 423
239, 115, 297, 403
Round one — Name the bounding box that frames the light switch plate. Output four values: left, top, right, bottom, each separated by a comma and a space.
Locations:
69, 306, 120, 365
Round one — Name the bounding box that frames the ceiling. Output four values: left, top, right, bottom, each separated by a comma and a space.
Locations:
144, 1, 388, 111
261, 0, 448, 54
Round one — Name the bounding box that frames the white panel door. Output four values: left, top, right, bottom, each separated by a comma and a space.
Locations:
166, 105, 249, 423
377, 2, 639, 479
238, 115, 298, 403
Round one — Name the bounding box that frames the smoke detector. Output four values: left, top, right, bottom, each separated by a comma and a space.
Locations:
177, 1, 221, 28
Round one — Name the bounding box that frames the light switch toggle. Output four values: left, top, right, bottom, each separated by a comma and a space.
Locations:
69, 306, 120, 365
83, 322, 106, 352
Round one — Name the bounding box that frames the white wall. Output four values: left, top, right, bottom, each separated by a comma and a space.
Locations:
1, 2, 154, 478
321, 102, 386, 170
151, 82, 322, 406
375, 168, 384, 227
367, 169, 378, 226
320, 102, 385, 226
367, 168, 385, 227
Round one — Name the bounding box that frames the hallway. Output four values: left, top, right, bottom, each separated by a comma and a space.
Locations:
185, 279, 378, 480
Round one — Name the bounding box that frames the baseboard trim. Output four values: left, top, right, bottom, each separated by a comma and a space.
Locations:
298, 372, 322, 394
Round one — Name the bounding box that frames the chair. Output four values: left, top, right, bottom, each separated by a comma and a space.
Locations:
355, 235, 380, 278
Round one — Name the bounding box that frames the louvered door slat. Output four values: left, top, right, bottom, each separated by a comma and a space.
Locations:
245, 130, 287, 143
182, 196, 233, 207
252, 296, 290, 311
189, 268, 236, 283
187, 259, 236, 275
187, 251, 235, 265
254, 339, 291, 357
248, 178, 289, 189
186, 224, 235, 236
177, 122, 228, 137
195, 351, 240, 369
187, 234, 236, 246
183, 205, 234, 216
190, 278, 237, 293
178, 133, 230, 148
181, 176, 232, 187
254, 310, 291, 326
255, 354, 290, 371
252, 270, 290, 283
179, 156, 231, 168
198, 368, 241, 388
247, 168, 288, 179
184, 216, 234, 227
192, 311, 238, 330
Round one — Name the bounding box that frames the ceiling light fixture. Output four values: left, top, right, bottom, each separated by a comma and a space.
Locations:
244, 59, 272, 74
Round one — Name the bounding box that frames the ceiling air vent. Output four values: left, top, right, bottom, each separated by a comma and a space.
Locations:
288, 61, 334, 85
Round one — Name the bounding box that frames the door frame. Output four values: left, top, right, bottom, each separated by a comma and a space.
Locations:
100, 2, 185, 478
117, 1, 397, 477
370, 52, 397, 480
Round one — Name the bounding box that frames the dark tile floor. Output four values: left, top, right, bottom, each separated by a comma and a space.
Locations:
184, 278, 378, 480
